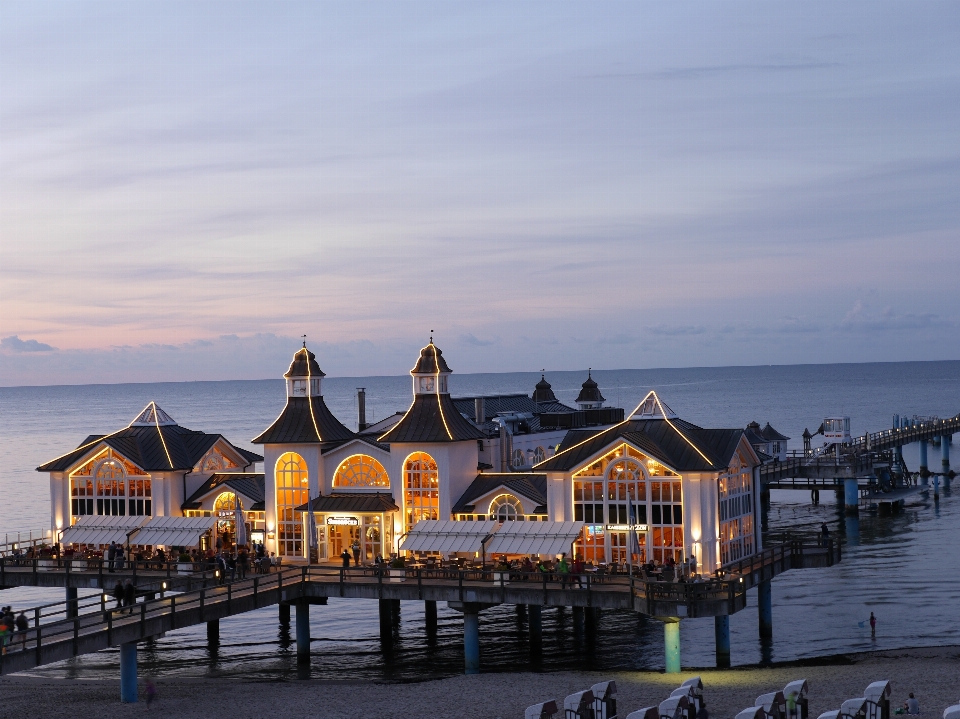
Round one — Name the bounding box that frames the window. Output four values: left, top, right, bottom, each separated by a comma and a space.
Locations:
214, 491, 241, 511
533, 446, 545, 464
650, 480, 683, 565
71, 478, 93, 517
292, 380, 307, 396
275, 452, 308, 557
489, 494, 523, 521
333, 454, 390, 488
310, 378, 321, 395
197, 446, 239, 473
403, 452, 439, 532
719, 453, 754, 565
512, 449, 525, 468
70, 448, 151, 519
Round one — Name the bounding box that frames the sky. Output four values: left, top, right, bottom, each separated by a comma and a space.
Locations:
1, 2, 958, 386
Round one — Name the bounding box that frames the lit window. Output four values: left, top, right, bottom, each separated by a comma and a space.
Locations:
403, 452, 439, 532
275, 452, 308, 557
489, 494, 523, 521
214, 491, 241, 512
334, 454, 390, 488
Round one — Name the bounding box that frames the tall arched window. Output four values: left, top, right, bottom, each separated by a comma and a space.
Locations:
69, 448, 151, 518
403, 452, 439, 532
533, 446, 546, 464
275, 452, 308, 557
334, 454, 390, 488
512, 449, 525, 468
489, 494, 523, 521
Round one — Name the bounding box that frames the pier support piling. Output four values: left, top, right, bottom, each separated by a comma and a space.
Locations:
295, 602, 310, 666
943, 435, 951, 475
758, 580, 773, 639
279, 603, 290, 625
424, 600, 437, 635
714, 615, 731, 668
572, 606, 585, 635
65, 587, 78, 619
843, 477, 859, 515
119, 641, 138, 703
463, 606, 480, 675
919, 440, 928, 473
663, 618, 681, 674
206, 619, 219, 646
378, 598, 394, 643
529, 604, 542, 652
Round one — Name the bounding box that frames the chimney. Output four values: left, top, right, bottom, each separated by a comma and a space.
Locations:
474, 397, 485, 425
357, 388, 367, 431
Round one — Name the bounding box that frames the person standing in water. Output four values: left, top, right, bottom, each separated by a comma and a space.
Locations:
869, 611, 876, 637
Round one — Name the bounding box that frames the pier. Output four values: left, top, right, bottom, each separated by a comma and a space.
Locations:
0, 541, 838, 694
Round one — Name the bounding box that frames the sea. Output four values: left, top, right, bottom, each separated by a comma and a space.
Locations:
0, 360, 957, 679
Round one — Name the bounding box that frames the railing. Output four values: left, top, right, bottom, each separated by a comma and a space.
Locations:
0, 529, 54, 557
0, 555, 279, 585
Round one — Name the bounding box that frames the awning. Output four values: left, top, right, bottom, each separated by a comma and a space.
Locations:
61, 515, 147, 546
483, 521, 585, 557
131, 516, 216, 547
399, 520, 498, 554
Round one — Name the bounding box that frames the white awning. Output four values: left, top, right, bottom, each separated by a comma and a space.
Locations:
400, 520, 498, 554
61, 515, 147, 546
484, 521, 584, 557
131, 516, 216, 547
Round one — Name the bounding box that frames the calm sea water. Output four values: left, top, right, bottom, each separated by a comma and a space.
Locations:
0, 360, 958, 677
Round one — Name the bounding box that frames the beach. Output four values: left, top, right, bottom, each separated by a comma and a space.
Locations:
2, 645, 957, 719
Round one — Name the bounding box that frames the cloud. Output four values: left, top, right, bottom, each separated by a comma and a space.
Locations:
0, 335, 55, 352
458, 333, 495, 347
646, 325, 706, 337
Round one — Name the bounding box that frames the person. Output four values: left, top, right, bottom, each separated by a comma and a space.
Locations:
374, 553, 384, 566
341, 548, 351, 568
115, 545, 125, 571
351, 540, 361, 566
697, 700, 709, 719
557, 553, 570, 588
786, 691, 798, 719
215, 535, 223, 552
237, 547, 248, 580
821, 523, 830, 545
521, 556, 534, 574
107, 541, 117, 573
145, 677, 157, 708
904, 694, 919, 715
869, 611, 876, 637
227, 552, 236, 582
15, 610, 28, 650
155, 547, 166, 569
0, 611, 9, 656
572, 555, 585, 588
123, 579, 136, 614
112, 580, 125, 611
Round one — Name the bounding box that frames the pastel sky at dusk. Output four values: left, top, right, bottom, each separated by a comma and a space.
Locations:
2, 2, 958, 386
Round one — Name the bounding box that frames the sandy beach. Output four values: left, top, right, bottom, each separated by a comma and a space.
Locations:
2, 645, 958, 719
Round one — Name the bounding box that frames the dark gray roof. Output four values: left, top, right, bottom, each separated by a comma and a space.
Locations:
284, 347, 325, 378
450, 394, 577, 436
378, 393, 485, 443
575, 372, 605, 403
536, 418, 745, 473
761, 422, 790, 441
411, 342, 451, 374
252, 397, 355, 444
38, 425, 262, 473
296, 493, 399, 513
452, 473, 547, 514
745, 421, 790, 445
533, 374, 558, 403
182, 473, 266, 511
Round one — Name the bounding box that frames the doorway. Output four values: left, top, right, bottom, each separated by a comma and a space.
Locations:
329, 524, 360, 560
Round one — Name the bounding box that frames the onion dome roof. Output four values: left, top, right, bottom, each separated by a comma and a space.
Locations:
411, 341, 451, 375
284, 347, 325, 379
575, 370, 605, 403
533, 374, 558, 403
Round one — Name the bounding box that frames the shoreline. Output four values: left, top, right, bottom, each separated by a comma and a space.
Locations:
2, 645, 958, 719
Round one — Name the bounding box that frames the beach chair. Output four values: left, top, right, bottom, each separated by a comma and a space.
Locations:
755, 691, 786, 719
863, 681, 891, 719
943, 704, 960, 719
669, 686, 697, 718
526, 700, 558, 719
591, 680, 617, 719
627, 708, 659, 719
816, 712, 841, 719
840, 697, 867, 719
659, 695, 690, 719
680, 676, 704, 713
564, 690, 595, 719
783, 680, 810, 719
737, 707, 767, 719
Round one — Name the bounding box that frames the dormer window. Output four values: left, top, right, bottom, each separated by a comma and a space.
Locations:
311, 378, 321, 395
292, 380, 307, 397
418, 376, 435, 393
415, 374, 448, 394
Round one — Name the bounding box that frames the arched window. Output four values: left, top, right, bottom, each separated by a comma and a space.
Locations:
489, 494, 523, 521
69, 448, 151, 519
334, 454, 390, 488
403, 452, 439, 532
512, 449, 525, 468
275, 452, 308, 557
214, 491, 241, 512
533, 446, 545, 464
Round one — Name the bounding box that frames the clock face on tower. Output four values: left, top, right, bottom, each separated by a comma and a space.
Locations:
418, 376, 435, 393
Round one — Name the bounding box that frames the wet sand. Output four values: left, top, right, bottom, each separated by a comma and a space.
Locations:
2, 645, 958, 719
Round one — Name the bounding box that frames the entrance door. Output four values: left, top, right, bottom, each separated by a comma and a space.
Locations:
329, 525, 360, 561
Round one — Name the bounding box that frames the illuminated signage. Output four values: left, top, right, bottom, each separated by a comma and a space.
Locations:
605, 524, 648, 532
327, 516, 359, 526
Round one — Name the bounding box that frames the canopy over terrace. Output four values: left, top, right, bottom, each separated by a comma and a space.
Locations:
484, 521, 585, 557
131, 516, 217, 547
60, 515, 147, 546
400, 520, 497, 555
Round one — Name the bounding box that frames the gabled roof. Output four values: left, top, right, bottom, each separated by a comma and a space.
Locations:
378, 392, 484, 443
533, 374, 558, 403
411, 341, 451, 374
297, 493, 398, 513
252, 396, 355, 444
535, 415, 745, 474
452, 473, 547, 514
182, 473, 266, 511
37, 403, 262, 473
575, 371, 605, 403
284, 346, 325, 378
761, 422, 790, 441
745, 421, 790, 445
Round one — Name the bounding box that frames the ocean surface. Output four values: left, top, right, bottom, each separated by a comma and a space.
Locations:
0, 360, 958, 678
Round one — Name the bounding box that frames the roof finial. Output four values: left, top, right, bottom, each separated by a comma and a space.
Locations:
430, 330, 434, 344
588, 367, 592, 378
301, 334, 307, 348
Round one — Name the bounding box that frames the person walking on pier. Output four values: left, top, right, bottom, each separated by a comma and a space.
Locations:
123, 579, 136, 614
112, 580, 124, 611
115, 545, 125, 571
107, 541, 117, 573
820, 523, 830, 546
341, 548, 351, 568
351, 540, 361, 566
557, 553, 570, 588
15, 610, 28, 650
237, 547, 248, 580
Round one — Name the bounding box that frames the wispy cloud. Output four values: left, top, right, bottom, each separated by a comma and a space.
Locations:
1, 335, 55, 352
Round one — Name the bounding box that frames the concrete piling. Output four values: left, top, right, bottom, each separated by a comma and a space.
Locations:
463, 608, 480, 675
119, 641, 138, 703
714, 615, 731, 668
758, 580, 773, 639
663, 618, 681, 673
295, 603, 310, 666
